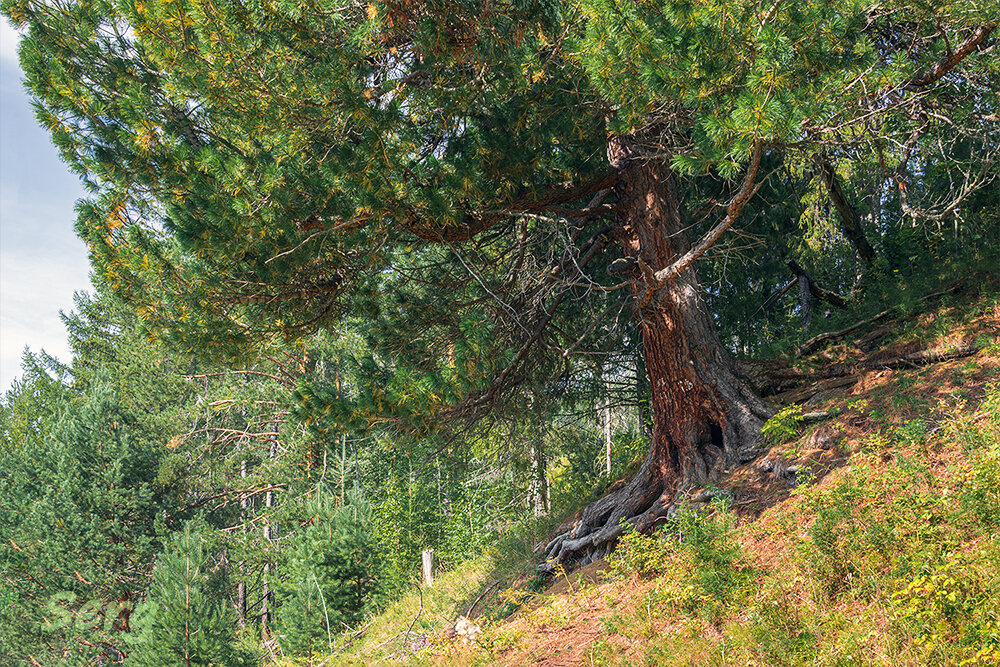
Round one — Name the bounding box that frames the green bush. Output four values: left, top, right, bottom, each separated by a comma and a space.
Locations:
127, 521, 250, 667
609, 523, 673, 578
274, 488, 381, 659
610, 502, 753, 622
799, 475, 901, 599
959, 451, 1000, 530
895, 419, 928, 448
672, 506, 752, 619
742, 593, 818, 665
892, 551, 1000, 666
761, 405, 805, 443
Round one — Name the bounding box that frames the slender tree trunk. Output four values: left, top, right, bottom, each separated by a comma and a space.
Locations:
261, 436, 276, 641
436, 455, 444, 516
546, 135, 769, 564
604, 401, 612, 476
816, 155, 876, 264
598, 366, 612, 475
798, 268, 814, 334
526, 394, 549, 517
341, 433, 347, 501
237, 458, 248, 628
529, 433, 548, 517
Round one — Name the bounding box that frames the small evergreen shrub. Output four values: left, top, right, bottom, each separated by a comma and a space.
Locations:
274, 488, 381, 659
127, 521, 248, 667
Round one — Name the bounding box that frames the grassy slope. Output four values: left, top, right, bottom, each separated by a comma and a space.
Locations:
310, 282, 1000, 667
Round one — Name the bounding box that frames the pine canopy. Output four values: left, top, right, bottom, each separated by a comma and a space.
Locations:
4, 0, 996, 428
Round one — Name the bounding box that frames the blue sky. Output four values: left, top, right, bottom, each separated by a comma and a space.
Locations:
1, 20, 91, 391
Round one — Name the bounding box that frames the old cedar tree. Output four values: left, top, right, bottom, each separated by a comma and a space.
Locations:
4, 0, 996, 561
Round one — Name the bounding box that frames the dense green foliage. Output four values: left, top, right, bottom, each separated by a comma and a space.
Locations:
0, 357, 172, 663
3, 0, 995, 397
1, 281, 629, 663
274, 489, 377, 657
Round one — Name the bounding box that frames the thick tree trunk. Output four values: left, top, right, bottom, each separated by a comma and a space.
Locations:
545, 136, 770, 564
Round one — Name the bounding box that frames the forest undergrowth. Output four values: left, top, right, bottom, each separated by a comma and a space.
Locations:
313, 285, 1000, 667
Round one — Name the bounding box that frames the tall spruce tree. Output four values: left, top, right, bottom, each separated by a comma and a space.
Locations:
3, 0, 996, 562
0, 369, 167, 664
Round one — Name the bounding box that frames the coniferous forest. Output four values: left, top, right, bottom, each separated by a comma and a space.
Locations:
1, 1, 999, 664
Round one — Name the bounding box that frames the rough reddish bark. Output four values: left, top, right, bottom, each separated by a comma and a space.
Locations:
545, 136, 770, 564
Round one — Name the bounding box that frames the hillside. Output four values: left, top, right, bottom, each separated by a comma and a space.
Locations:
313, 281, 1000, 667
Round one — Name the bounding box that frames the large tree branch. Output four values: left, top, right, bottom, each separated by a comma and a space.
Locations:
404, 170, 620, 242
648, 141, 764, 286
905, 23, 997, 90
805, 23, 995, 139
785, 259, 849, 309
815, 155, 876, 264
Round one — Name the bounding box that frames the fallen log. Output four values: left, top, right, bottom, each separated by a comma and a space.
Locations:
797, 309, 893, 356
795, 282, 965, 356
772, 342, 981, 404
734, 358, 811, 395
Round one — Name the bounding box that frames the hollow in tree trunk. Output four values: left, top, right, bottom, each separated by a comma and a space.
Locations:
545, 135, 771, 565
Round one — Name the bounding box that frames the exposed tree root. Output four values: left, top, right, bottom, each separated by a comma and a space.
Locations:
546, 337, 982, 566
544, 393, 766, 566
543, 452, 675, 565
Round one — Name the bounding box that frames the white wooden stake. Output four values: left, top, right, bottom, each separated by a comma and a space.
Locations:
422, 549, 434, 587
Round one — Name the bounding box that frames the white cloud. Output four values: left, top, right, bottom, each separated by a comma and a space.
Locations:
0, 222, 91, 391
1, 19, 22, 66
0, 180, 90, 391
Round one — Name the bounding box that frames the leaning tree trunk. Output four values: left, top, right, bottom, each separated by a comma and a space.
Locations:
816, 155, 876, 265
545, 135, 770, 565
